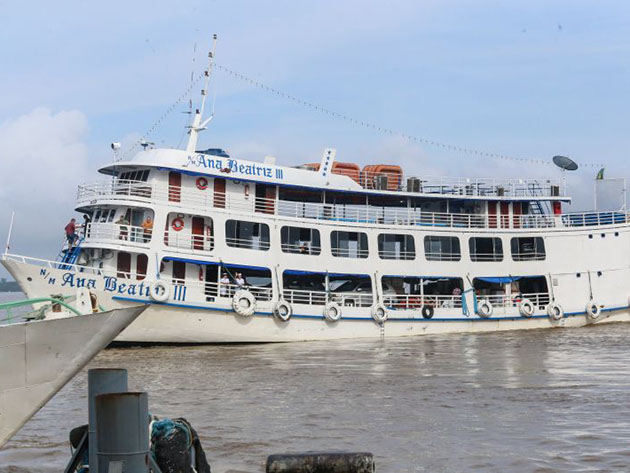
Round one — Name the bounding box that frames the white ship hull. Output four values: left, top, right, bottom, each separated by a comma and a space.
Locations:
4, 257, 629, 344
0, 304, 145, 448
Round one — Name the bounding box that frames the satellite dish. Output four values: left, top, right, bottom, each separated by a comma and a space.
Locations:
553, 155, 578, 171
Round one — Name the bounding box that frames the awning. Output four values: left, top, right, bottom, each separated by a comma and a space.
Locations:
162, 257, 268, 272
283, 269, 326, 276
475, 276, 521, 284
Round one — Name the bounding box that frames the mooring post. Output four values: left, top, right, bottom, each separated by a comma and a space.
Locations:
88, 368, 128, 473
266, 452, 375, 473
95, 392, 150, 473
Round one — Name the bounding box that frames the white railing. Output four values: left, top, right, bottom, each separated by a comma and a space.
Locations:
77, 180, 630, 230
383, 294, 463, 310
283, 289, 327, 305
280, 243, 322, 255
355, 171, 565, 197
225, 235, 271, 251
480, 292, 550, 309
282, 289, 373, 307
164, 231, 214, 253
84, 222, 150, 246
175, 278, 273, 302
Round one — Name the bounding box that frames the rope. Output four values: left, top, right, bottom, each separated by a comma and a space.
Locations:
213, 63, 605, 169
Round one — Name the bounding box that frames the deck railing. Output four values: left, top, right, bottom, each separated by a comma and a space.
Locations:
163, 231, 214, 253
77, 180, 630, 230
84, 222, 150, 246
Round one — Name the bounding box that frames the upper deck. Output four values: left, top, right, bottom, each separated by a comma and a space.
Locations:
100, 148, 568, 201
76, 178, 627, 231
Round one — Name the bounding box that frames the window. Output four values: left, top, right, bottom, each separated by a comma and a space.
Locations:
330, 231, 368, 258
378, 234, 415, 260
329, 274, 373, 307
225, 220, 270, 250
136, 254, 148, 281
511, 237, 545, 261
117, 251, 131, 279
119, 170, 150, 182
281, 226, 321, 255
469, 237, 503, 262
424, 236, 461, 261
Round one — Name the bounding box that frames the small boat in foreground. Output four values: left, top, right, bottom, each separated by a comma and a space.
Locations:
0, 299, 146, 449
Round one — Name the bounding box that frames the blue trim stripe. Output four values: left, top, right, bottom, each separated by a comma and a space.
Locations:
112, 296, 628, 323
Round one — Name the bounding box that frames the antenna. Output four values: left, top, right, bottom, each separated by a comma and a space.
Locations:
552, 155, 578, 171
185, 34, 218, 154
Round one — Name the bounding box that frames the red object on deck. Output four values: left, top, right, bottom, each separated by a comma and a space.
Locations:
303, 162, 362, 183
553, 201, 562, 215
361, 164, 403, 191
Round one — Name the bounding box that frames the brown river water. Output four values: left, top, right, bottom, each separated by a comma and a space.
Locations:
1, 292, 630, 472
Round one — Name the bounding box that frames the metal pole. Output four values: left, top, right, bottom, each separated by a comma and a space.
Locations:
4, 211, 15, 255
88, 368, 128, 473
95, 392, 150, 473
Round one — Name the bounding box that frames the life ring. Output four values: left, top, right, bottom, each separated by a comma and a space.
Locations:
196, 177, 208, 190
150, 280, 170, 302
477, 299, 493, 318
371, 303, 388, 323
586, 301, 601, 320
273, 299, 292, 322
547, 302, 564, 321
519, 298, 535, 318
323, 301, 342, 322
421, 305, 434, 319
172, 218, 184, 232
232, 289, 256, 317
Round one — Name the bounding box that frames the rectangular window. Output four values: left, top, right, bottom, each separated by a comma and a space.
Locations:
378, 234, 415, 260
281, 226, 321, 255
330, 231, 369, 258
136, 254, 148, 281
469, 237, 503, 262
424, 236, 461, 261
511, 237, 545, 261
225, 220, 270, 250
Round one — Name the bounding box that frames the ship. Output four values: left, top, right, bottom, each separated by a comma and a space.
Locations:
2, 45, 629, 343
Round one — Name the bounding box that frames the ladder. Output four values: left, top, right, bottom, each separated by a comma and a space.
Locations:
56, 237, 84, 270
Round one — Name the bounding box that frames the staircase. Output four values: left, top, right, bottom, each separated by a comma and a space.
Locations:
56, 237, 84, 270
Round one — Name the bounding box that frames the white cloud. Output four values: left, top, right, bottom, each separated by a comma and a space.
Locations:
0, 108, 91, 261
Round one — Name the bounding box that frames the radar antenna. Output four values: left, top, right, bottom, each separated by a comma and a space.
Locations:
185, 34, 218, 154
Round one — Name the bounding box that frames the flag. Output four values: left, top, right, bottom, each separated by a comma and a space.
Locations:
596, 168, 605, 180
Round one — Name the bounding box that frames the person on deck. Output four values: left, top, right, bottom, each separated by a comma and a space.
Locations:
65, 218, 77, 250
141, 216, 153, 242
116, 215, 129, 240
220, 273, 230, 297
82, 214, 91, 237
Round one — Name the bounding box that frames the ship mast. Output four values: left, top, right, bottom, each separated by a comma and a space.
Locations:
186, 34, 217, 154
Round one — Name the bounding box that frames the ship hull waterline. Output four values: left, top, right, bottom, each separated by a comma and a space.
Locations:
4, 258, 629, 344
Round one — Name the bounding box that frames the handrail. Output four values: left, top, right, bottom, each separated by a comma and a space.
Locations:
76, 180, 630, 231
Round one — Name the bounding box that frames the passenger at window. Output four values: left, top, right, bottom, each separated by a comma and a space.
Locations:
141, 216, 153, 242
299, 242, 309, 254
235, 273, 245, 288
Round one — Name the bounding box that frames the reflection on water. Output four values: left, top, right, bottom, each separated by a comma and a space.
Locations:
2, 324, 630, 472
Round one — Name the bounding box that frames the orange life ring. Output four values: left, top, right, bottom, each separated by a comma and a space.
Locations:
196, 177, 208, 190
172, 218, 184, 231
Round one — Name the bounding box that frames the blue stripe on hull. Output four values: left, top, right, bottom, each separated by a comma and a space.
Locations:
112, 296, 629, 322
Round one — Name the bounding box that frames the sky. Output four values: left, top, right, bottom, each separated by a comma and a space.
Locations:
0, 0, 629, 279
